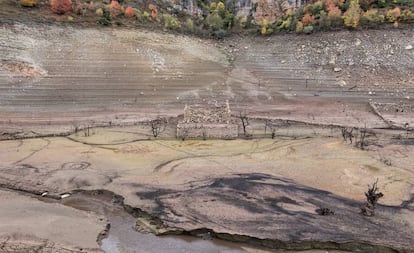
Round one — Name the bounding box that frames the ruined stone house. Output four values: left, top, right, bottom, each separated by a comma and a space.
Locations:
176, 101, 238, 139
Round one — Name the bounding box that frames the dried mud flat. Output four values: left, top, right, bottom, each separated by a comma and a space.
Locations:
1, 129, 414, 252
1, 21, 414, 252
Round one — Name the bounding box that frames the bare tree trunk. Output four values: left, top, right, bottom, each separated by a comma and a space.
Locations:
238, 111, 250, 137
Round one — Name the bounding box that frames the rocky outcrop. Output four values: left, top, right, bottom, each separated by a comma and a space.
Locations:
134, 173, 414, 252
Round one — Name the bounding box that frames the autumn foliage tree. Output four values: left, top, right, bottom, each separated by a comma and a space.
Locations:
148, 4, 158, 19
124, 6, 134, 18
326, 0, 343, 26
386, 7, 401, 22
343, 0, 361, 28
109, 0, 122, 17
302, 13, 315, 26
50, 0, 72, 14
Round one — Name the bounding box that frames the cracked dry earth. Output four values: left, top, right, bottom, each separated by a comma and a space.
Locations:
1, 21, 414, 252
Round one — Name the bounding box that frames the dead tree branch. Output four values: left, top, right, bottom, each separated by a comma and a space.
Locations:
361, 179, 384, 217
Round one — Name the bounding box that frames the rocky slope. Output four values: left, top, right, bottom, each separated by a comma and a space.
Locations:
1, 23, 414, 136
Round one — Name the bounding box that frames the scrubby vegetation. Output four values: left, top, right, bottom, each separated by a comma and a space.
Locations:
50, 0, 72, 14
270, 0, 414, 34
20, 0, 39, 7
16, 0, 414, 37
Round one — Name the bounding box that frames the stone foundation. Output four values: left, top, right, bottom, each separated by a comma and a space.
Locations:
176, 123, 238, 139
177, 102, 238, 139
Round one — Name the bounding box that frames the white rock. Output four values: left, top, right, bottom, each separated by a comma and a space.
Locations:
338, 80, 347, 87
41, 192, 48, 197
60, 193, 71, 199
405, 45, 413, 50
334, 67, 342, 72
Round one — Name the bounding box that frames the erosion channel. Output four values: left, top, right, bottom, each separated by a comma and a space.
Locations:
61, 190, 290, 253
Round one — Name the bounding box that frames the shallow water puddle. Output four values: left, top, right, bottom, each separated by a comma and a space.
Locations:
101, 213, 255, 253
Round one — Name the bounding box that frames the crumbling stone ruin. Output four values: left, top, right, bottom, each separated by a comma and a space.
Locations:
177, 101, 238, 139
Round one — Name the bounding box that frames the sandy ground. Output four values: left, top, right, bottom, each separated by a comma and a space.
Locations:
0, 189, 106, 252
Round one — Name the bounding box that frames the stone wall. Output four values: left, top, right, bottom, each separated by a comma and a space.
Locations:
177, 123, 238, 139
372, 102, 414, 113
182, 103, 231, 124
177, 102, 238, 139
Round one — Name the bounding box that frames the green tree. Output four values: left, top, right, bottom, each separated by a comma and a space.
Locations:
206, 12, 224, 30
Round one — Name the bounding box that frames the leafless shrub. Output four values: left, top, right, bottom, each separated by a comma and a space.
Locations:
361, 179, 384, 217
84, 125, 91, 137
71, 122, 79, 133
315, 207, 335, 216
180, 126, 190, 141
150, 117, 167, 138
202, 126, 207, 141
265, 119, 277, 139
238, 111, 250, 137
355, 126, 367, 150
341, 127, 354, 143
379, 153, 392, 166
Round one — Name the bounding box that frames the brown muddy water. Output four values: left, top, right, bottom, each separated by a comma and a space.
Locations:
61, 191, 281, 253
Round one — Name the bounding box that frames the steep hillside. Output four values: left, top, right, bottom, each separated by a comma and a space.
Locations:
1, 22, 413, 136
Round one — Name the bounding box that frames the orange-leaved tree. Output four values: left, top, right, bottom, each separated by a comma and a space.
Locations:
302, 13, 315, 26
149, 4, 158, 19
124, 6, 134, 17
109, 0, 122, 17
50, 0, 72, 14
326, 0, 342, 26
